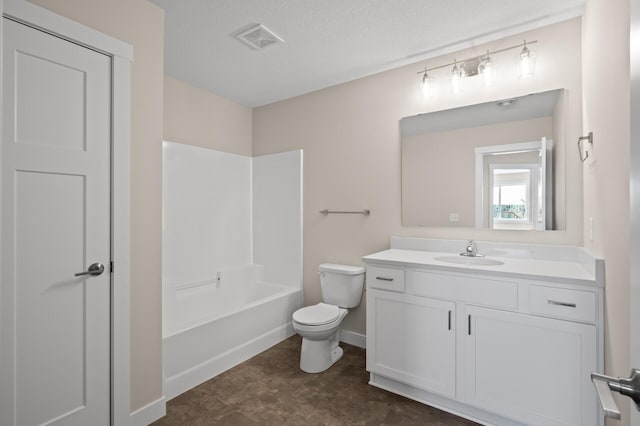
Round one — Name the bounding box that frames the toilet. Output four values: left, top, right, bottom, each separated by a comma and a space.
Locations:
292, 263, 365, 373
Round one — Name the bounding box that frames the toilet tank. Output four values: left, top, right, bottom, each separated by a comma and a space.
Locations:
319, 263, 365, 308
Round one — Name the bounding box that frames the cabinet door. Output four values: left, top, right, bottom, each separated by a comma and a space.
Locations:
367, 289, 455, 398
461, 306, 598, 426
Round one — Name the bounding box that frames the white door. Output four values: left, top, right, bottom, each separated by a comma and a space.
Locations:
0, 18, 112, 426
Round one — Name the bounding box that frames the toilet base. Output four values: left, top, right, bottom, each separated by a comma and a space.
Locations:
299, 332, 343, 373
331, 346, 344, 363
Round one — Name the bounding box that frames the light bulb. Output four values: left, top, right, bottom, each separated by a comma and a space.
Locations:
517, 41, 536, 79
450, 60, 465, 94
478, 53, 496, 87
419, 72, 434, 99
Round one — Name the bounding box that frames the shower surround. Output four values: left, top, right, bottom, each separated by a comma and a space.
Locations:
162, 142, 303, 399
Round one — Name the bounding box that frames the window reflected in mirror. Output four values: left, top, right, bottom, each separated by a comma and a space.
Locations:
491, 168, 536, 229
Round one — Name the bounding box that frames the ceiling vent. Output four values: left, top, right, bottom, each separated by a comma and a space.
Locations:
235, 24, 283, 50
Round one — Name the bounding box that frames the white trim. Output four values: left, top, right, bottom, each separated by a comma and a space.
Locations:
631, 0, 640, 425
474, 140, 546, 156
164, 322, 295, 401
2, 0, 132, 60
111, 55, 132, 426
0, 1, 132, 424
129, 397, 166, 426
340, 329, 366, 349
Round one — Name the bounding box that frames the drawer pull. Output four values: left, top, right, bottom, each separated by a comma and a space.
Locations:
547, 299, 577, 308
468, 314, 471, 335
376, 276, 394, 282
448, 310, 452, 330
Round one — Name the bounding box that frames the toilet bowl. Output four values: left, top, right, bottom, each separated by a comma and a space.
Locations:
292, 303, 348, 373
292, 264, 365, 373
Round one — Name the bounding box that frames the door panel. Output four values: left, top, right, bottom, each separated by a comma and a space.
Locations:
1, 18, 111, 426
462, 306, 597, 426
367, 289, 456, 398
16, 51, 86, 150
16, 172, 87, 425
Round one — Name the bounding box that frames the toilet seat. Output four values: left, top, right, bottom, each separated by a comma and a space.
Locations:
293, 303, 339, 326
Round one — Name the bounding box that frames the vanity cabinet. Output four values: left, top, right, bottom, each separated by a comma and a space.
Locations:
365, 264, 602, 426
367, 289, 456, 398
461, 305, 597, 426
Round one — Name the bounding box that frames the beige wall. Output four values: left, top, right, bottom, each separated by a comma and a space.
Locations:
582, 0, 631, 424
254, 18, 583, 335
27, 0, 165, 412
164, 76, 253, 155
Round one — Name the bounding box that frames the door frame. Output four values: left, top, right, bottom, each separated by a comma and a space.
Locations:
0, 0, 132, 424
631, 0, 640, 424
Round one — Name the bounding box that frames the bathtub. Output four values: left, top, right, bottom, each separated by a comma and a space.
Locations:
163, 268, 302, 400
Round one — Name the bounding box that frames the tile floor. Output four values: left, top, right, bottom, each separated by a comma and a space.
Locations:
152, 335, 478, 425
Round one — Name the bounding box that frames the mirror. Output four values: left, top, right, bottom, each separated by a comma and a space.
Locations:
401, 89, 565, 230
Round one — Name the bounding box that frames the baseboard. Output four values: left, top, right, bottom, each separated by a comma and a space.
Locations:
164, 322, 295, 400
340, 329, 366, 348
129, 396, 166, 426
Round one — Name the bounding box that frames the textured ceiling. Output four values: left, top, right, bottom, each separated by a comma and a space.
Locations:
152, 0, 584, 107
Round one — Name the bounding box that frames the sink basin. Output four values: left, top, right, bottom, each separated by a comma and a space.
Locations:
434, 256, 504, 266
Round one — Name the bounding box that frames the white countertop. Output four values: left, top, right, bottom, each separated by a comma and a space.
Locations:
363, 248, 603, 287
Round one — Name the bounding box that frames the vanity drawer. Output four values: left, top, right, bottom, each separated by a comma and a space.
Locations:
407, 270, 518, 310
529, 285, 596, 323
367, 265, 405, 292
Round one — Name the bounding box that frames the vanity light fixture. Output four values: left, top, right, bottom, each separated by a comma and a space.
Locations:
416, 40, 537, 97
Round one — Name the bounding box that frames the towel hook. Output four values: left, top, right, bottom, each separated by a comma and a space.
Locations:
578, 132, 593, 162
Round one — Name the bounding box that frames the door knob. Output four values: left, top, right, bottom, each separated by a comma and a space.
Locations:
75, 262, 105, 277
591, 368, 640, 419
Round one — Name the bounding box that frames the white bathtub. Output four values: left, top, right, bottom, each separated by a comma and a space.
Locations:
163, 273, 302, 399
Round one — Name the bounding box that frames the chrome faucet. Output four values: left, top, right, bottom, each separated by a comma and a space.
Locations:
460, 240, 484, 257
